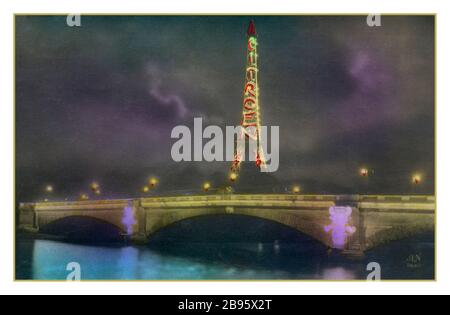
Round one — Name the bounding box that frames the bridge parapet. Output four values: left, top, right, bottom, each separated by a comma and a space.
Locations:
358, 195, 435, 213
32, 199, 132, 211
139, 194, 336, 210
359, 195, 435, 203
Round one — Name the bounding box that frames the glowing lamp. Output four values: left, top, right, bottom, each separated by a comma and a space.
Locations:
256, 153, 262, 168
203, 182, 211, 192
292, 185, 301, 194
412, 175, 422, 185
142, 186, 150, 193
80, 193, 89, 201
45, 185, 54, 193
360, 168, 369, 177
90, 182, 100, 191
229, 172, 238, 182
149, 177, 159, 188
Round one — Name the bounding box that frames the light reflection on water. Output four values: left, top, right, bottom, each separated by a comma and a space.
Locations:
29, 240, 309, 280
15, 235, 434, 280
322, 267, 357, 280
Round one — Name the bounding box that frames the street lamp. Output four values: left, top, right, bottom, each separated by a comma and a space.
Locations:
90, 182, 101, 195
79, 193, 89, 201
149, 177, 159, 188
360, 168, 369, 177
229, 172, 238, 183
142, 186, 150, 193
411, 173, 422, 195
44, 185, 54, 202
292, 185, 301, 194
203, 182, 211, 192
359, 167, 371, 195
412, 174, 422, 185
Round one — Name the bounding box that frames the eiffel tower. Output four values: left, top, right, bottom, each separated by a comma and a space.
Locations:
230, 20, 267, 183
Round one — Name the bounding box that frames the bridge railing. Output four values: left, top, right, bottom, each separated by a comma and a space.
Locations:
140, 194, 339, 203
20, 199, 133, 212
359, 195, 435, 203
19, 194, 436, 213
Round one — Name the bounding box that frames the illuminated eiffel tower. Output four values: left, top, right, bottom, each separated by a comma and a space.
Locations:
230, 20, 266, 183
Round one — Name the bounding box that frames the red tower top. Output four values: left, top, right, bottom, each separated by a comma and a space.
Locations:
247, 20, 257, 37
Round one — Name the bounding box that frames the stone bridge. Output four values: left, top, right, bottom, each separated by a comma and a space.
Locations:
18, 194, 435, 256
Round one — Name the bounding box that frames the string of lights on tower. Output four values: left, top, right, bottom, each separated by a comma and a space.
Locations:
230, 20, 267, 182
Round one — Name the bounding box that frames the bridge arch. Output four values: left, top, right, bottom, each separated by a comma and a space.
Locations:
38, 215, 127, 241
143, 207, 333, 248
36, 212, 127, 236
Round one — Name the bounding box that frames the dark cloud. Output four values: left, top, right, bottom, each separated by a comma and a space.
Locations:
15, 15, 435, 201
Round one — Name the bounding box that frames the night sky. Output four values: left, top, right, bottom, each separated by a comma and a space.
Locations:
15, 15, 435, 202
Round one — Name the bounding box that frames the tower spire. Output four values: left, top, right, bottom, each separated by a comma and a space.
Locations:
230, 21, 266, 180
247, 20, 257, 37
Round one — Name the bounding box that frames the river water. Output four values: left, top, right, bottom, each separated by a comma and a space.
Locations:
15, 215, 435, 281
